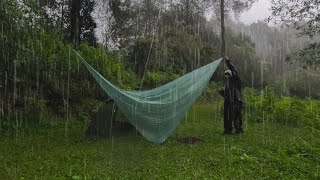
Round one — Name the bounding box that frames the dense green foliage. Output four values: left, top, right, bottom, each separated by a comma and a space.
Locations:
104, 0, 263, 88
0, 1, 138, 131
243, 87, 320, 129
271, 69, 320, 99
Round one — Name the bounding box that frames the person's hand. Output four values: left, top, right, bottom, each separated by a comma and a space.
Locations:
218, 90, 224, 97
233, 104, 238, 111
224, 56, 230, 63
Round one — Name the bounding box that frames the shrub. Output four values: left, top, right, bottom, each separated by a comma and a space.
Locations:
243, 86, 320, 129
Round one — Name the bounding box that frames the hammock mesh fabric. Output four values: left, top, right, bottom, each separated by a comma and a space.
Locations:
77, 52, 222, 143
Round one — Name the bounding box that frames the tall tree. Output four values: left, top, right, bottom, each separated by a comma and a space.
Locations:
69, 0, 81, 49
107, 0, 159, 49
220, 0, 225, 57
210, 0, 257, 56
40, 0, 96, 48
82, 0, 97, 46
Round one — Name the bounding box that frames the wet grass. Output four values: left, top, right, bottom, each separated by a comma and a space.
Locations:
1, 104, 320, 179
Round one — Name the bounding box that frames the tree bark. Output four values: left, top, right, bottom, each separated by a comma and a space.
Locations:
70, 0, 81, 50
60, 0, 64, 41
220, 0, 225, 57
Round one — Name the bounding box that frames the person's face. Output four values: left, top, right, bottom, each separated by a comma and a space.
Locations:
225, 70, 232, 78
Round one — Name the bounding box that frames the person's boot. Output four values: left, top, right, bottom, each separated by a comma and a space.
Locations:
236, 128, 243, 134
223, 129, 232, 135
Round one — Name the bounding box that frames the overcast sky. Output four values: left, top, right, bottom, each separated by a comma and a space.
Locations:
240, 0, 271, 25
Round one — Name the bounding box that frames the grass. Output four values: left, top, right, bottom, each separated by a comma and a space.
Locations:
1, 103, 320, 179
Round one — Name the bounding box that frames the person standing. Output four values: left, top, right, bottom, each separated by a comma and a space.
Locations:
219, 57, 243, 134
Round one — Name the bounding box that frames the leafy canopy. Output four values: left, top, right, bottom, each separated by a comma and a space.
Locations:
269, 0, 320, 69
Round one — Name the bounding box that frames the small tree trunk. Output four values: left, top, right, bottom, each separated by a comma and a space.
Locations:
60, 0, 64, 41
70, 0, 81, 50
220, 0, 226, 57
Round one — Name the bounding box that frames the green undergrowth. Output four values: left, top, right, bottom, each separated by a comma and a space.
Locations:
1, 104, 320, 179
243, 87, 320, 129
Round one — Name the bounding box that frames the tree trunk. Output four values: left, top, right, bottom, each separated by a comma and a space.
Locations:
60, 0, 64, 41
70, 0, 81, 50
220, 0, 225, 57
186, 0, 190, 27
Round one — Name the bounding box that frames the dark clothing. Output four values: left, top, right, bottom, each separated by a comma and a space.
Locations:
224, 60, 242, 103
221, 60, 243, 133
233, 102, 243, 132
223, 100, 233, 133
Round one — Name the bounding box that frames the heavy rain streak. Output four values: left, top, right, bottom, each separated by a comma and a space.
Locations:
0, 0, 319, 179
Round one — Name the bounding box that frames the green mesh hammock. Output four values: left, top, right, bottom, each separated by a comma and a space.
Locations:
76, 51, 222, 143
